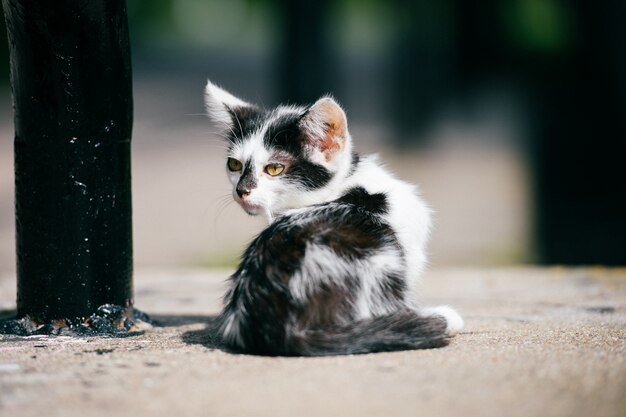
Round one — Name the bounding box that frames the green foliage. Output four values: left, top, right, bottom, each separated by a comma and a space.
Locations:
501, 0, 574, 54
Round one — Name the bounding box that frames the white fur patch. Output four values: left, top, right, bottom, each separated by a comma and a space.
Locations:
421, 305, 464, 335
289, 240, 404, 320
204, 80, 252, 128
354, 247, 405, 318
344, 155, 432, 306
289, 243, 351, 302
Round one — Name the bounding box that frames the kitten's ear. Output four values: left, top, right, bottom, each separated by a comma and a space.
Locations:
204, 80, 255, 130
299, 96, 349, 162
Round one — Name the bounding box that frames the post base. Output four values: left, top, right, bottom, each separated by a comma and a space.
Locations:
0, 305, 153, 336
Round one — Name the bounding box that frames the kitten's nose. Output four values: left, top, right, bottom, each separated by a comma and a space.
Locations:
236, 187, 251, 199
236, 171, 256, 199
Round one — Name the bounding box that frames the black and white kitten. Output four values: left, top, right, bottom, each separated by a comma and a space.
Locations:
206, 81, 463, 356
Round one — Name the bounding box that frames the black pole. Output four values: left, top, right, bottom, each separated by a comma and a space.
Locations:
2, 0, 134, 325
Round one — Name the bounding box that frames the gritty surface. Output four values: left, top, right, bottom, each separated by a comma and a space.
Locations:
1, 267, 625, 417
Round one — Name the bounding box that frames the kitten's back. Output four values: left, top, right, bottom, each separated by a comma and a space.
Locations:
217, 187, 450, 356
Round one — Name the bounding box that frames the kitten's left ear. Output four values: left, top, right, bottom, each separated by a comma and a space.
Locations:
299, 96, 349, 162
204, 80, 255, 130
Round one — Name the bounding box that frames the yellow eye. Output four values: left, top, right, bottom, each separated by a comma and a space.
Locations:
265, 163, 285, 176
227, 158, 243, 172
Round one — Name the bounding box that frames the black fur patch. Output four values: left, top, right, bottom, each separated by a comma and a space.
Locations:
311, 217, 395, 260
262, 111, 306, 156
226, 106, 264, 143
336, 187, 388, 215
295, 281, 356, 330
286, 160, 332, 190
380, 271, 407, 301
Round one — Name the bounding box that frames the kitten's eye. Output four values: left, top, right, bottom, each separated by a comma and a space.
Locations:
265, 163, 285, 176
227, 158, 243, 172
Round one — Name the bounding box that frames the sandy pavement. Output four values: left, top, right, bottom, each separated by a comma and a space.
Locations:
1, 267, 624, 417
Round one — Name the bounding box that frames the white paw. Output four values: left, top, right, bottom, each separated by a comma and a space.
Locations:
422, 305, 464, 335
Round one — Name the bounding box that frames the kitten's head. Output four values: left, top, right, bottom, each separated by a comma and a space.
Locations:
205, 80, 353, 220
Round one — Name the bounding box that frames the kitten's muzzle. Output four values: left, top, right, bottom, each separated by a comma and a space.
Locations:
238, 198, 262, 215
236, 186, 251, 198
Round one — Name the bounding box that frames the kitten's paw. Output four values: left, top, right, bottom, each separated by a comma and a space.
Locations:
422, 305, 464, 336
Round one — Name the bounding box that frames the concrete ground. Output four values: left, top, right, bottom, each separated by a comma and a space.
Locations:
1, 267, 624, 417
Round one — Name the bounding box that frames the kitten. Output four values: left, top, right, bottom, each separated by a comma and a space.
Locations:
205, 81, 463, 356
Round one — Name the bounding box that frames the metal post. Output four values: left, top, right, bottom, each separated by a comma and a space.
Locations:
2, 0, 135, 327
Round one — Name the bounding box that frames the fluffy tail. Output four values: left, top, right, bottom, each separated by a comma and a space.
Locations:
288, 310, 454, 356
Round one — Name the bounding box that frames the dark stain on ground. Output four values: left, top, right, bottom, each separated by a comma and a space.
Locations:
84, 348, 115, 355
585, 306, 616, 315
127, 346, 144, 352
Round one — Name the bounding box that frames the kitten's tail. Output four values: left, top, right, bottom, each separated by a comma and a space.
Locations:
289, 307, 462, 356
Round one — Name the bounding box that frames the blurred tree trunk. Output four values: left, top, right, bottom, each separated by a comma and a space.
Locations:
530, 0, 626, 264
390, 0, 455, 145
275, 0, 333, 105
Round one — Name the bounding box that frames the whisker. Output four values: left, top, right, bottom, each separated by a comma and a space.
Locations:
214, 199, 237, 230
207, 194, 234, 211
206, 132, 233, 144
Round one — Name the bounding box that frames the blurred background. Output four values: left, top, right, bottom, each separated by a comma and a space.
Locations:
0, 0, 624, 276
